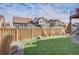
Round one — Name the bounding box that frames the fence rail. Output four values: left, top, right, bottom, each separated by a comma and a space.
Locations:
0, 27, 66, 42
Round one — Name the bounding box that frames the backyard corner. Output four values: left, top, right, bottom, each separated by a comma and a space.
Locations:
24, 35, 79, 55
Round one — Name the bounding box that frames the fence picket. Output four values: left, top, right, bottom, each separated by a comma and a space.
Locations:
0, 27, 66, 42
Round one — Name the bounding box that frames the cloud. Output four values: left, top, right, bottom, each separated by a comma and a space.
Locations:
0, 3, 78, 24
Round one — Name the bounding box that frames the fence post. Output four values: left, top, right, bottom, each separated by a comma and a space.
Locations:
50, 27, 52, 36
42, 28, 44, 37
16, 29, 19, 41
31, 28, 33, 39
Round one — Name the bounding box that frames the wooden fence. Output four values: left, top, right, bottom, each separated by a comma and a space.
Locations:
0, 27, 66, 42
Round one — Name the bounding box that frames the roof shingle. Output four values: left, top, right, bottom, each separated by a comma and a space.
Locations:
12, 16, 32, 24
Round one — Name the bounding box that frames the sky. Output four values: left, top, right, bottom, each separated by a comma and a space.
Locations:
0, 3, 79, 24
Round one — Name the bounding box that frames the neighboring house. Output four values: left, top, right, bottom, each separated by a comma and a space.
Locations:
0, 15, 5, 28
34, 17, 66, 28
34, 17, 49, 28
26, 21, 36, 28
49, 19, 66, 28
12, 16, 34, 28
12, 16, 66, 28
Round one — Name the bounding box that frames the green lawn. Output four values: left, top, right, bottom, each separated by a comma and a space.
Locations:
24, 36, 79, 55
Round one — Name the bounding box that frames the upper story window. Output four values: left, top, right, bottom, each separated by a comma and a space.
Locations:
39, 19, 45, 24
40, 20, 44, 23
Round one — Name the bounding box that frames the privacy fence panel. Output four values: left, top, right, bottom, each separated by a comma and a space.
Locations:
42, 28, 51, 37
0, 27, 66, 42
16, 28, 32, 41
32, 28, 42, 38
0, 28, 16, 42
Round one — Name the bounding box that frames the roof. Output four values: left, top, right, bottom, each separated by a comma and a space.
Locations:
34, 17, 48, 22
70, 14, 79, 19
50, 19, 65, 24
70, 8, 79, 19
12, 16, 32, 24
38, 17, 48, 21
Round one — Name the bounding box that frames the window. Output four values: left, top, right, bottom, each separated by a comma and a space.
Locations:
39, 20, 44, 24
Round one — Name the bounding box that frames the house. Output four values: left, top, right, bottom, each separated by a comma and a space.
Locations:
33, 17, 66, 28
0, 15, 5, 28
12, 16, 34, 28
12, 16, 66, 28
26, 21, 36, 28
49, 19, 66, 28
34, 17, 49, 28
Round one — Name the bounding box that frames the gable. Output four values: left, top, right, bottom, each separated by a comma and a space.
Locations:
39, 18, 45, 22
